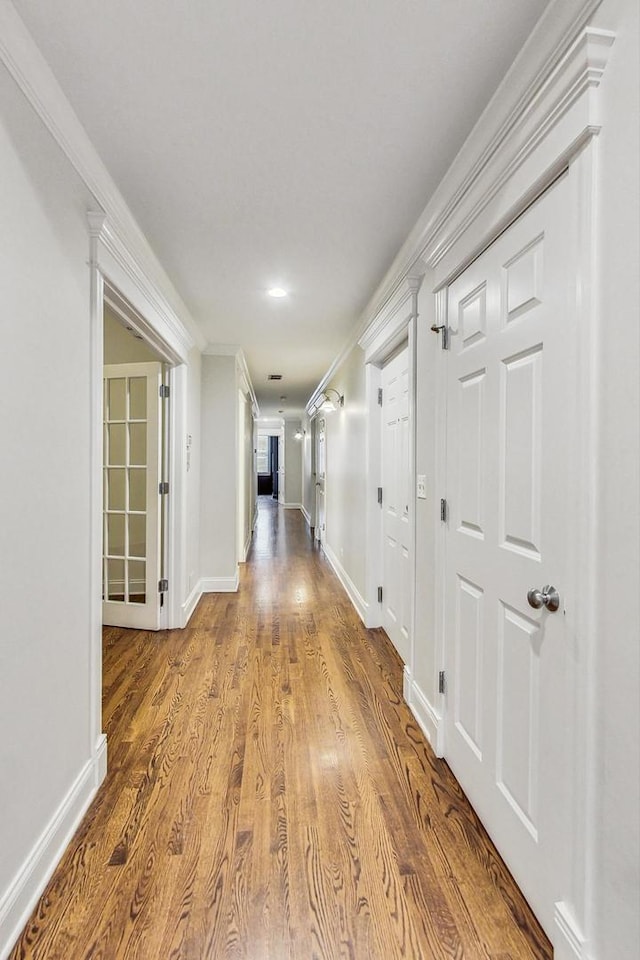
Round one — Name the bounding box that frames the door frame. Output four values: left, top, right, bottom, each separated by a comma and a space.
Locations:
88, 215, 196, 782
426, 29, 614, 958
359, 270, 422, 655
313, 414, 326, 543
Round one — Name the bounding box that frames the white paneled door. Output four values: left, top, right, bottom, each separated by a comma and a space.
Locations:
103, 362, 164, 630
315, 417, 326, 544
382, 345, 411, 663
443, 176, 572, 936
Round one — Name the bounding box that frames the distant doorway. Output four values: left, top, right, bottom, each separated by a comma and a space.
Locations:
256, 432, 280, 497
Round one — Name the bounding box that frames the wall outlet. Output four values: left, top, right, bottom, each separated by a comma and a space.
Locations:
417, 475, 427, 499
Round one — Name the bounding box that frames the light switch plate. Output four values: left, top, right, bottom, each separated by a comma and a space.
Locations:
417, 475, 427, 499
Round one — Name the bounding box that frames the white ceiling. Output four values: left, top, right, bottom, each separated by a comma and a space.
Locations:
14, 0, 549, 416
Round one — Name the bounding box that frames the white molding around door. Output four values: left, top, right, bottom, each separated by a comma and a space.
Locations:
361, 271, 423, 639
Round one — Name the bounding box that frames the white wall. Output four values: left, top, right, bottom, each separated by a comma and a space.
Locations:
323, 347, 368, 602
283, 419, 303, 506
200, 354, 238, 586
591, 0, 640, 954
0, 62, 99, 953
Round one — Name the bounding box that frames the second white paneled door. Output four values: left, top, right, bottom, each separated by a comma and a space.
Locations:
382, 345, 411, 663
443, 175, 572, 937
103, 362, 163, 630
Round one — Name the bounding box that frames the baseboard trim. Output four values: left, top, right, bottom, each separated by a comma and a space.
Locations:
181, 581, 203, 626
200, 572, 239, 593
404, 670, 444, 756
322, 543, 368, 625
283, 502, 302, 510
301, 505, 311, 526
0, 740, 107, 960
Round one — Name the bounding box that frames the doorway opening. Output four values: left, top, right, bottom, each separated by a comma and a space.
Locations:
102, 299, 171, 631
256, 426, 282, 501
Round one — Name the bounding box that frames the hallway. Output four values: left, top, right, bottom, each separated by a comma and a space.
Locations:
11, 500, 550, 959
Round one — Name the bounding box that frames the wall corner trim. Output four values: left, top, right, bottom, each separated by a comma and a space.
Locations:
322, 543, 368, 626
0, 745, 107, 960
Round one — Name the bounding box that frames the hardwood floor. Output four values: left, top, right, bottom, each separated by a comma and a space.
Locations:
10, 499, 552, 959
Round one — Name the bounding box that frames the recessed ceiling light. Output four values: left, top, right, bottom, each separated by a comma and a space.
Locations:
267, 287, 287, 298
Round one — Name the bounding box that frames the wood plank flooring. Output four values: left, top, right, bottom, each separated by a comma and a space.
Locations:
10, 499, 552, 959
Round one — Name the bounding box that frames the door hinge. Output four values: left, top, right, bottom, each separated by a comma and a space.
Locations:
159, 481, 169, 495
377, 586, 383, 603
159, 384, 170, 398
430, 324, 449, 350
438, 670, 446, 694
440, 498, 448, 522
158, 578, 168, 593
377, 486, 383, 505
377, 387, 383, 406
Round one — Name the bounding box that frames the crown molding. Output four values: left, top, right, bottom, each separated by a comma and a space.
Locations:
352, 0, 607, 342
96, 216, 198, 362
0, 0, 205, 354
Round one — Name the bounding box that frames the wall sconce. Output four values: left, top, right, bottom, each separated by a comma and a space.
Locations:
318, 388, 344, 413
294, 429, 304, 440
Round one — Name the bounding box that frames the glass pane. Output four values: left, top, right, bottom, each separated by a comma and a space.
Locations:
107, 423, 127, 466
107, 378, 126, 421
107, 469, 126, 511
107, 513, 126, 557
128, 559, 146, 603
129, 468, 146, 511
107, 558, 125, 601
129, 377, 147, 420
128, 514, 146, 558
129, 422, 147, 466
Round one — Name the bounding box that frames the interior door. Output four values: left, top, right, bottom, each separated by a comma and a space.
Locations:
382, 345, 411, 662
103, 362, 163, 630
443, 175, 572, 936
316, 417, 326, 543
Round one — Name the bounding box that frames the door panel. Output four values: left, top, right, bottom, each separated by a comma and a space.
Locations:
382, 346, 411, 662
103, 362, 163, 630
316, 418, 326, 543
444, 176, 571, 936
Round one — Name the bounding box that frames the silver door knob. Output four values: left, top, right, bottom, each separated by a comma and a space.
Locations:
527, 585, 560, 612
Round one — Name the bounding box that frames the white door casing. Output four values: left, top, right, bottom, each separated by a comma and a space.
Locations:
316, 417, 326, 544
381, 345, 411, 663
442, 175, 573, 938
103, 362, 163, 630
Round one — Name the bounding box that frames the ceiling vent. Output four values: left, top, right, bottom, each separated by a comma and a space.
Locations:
267, 374, 283, 380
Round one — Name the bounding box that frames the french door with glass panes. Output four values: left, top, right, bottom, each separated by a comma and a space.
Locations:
103, 362, 164, 630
